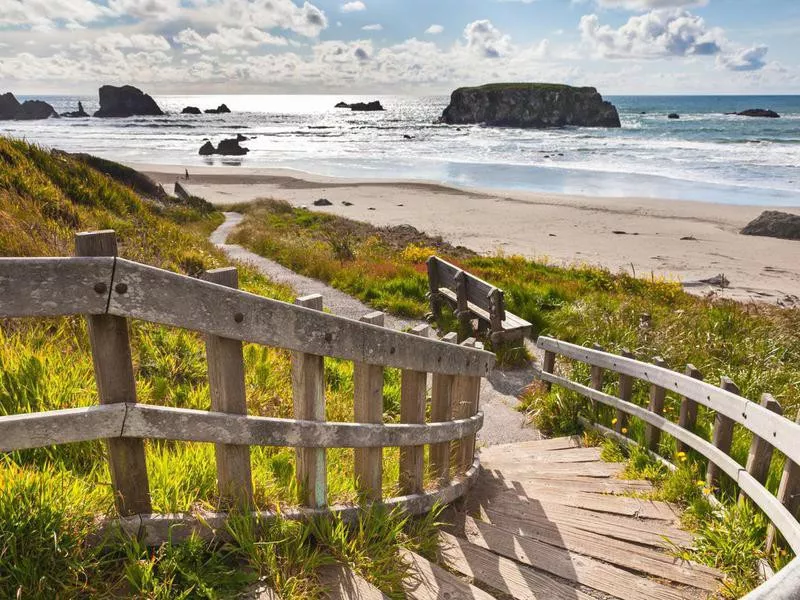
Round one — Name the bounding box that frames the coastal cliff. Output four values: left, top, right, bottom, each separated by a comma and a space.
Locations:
440, 83, 620, 128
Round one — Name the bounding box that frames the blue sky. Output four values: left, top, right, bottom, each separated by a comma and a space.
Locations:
0, 0, 797, 94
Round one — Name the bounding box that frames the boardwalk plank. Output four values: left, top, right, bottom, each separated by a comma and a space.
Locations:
481, 461, 623, 478
481, 436, 583, 453
469, 512, 720, 591
476, 471, 653, 495
318, 564, 389, 599
460, 518, 705, 600
479, 446, 602, 464
399, 548, 496, 599
438, 532, 596, 600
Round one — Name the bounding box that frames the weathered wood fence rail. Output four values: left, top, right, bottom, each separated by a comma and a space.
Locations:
0, 230, 495, 544
535, 335, 800, 599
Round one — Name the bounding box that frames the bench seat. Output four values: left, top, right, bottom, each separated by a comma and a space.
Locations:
437, 288, 531, 338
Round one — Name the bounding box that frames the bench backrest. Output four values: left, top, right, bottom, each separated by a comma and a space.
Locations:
427, 256, 506, 325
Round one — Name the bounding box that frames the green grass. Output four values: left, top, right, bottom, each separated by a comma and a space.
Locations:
0, 138, 447, 598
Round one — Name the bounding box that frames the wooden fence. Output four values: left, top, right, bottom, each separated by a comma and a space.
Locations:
535, 336, 800, 599
0, 230, 495, 545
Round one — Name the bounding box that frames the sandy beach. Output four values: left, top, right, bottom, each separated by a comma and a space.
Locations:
136, 163, 800, 306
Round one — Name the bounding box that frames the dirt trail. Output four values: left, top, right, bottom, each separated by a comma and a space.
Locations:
211, 212, 540, 446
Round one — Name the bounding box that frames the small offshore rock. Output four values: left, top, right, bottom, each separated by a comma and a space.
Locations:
205, 103, 231, 114
730, 108, 780, 118
182, 106, 202, 114
199, 141, 216, 156
334, 101, 350, 108
62, 101, 88, 118
348, 101, 384, 111
314, 198, 333, 206
668, 113, 680, 119
94, 85, 163, 118
215, 138, 248, 155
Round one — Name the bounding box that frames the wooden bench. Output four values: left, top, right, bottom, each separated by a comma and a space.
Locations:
426, 256, 531, 346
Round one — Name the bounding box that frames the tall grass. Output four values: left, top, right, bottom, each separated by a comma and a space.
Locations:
0, 138, 440, 598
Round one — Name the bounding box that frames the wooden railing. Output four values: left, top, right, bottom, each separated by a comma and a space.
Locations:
535, 336, 800, 599
0, 230, 495, 544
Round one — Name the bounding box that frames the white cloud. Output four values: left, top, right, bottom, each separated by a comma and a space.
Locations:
362, 23, 382, 31
595, 0, 708, 9
464, 19, 512, 58
107, 0, 181, 20
0, 0, 113, 28
580, 9, 723, 59
340, 1, 365, 12
425, 24, 444, 35
717, 45, 768, 71
174, 26, 287, 52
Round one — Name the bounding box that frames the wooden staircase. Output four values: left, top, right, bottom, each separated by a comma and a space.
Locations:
254, 436, 722, 599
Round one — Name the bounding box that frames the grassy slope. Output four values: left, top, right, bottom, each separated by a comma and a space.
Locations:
0, 139, 437, 599
231, 198, 800, 595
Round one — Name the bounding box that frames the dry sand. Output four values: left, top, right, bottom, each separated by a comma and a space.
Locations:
136, 163, 800, 306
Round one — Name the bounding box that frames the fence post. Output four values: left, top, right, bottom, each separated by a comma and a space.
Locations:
451, 338, 480, 472
615, 349, 633, 434
202, 267, 253, 510
399, 324, 430, 495
292, 294, 326, 508
75, 230, 151, 516
706, 377, 737, 491
454, 270, 471, 342
766, 412, 800, 553
354, 311, 385, 501
430, 332, 458, 484
542, 349, 556, 392
645, 357, 667, 451
740, 394, 782, 504
426, 257, 442, 323
488, 288, 505, 338
588, 343, 604, 422
677, 365, 703, 452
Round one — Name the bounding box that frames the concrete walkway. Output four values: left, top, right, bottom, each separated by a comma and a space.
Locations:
211, 212, 539, 446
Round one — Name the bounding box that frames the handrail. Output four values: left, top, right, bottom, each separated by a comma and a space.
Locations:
535, 335, 800, 596
0, 231, 494, 538
0, 257, 494, 377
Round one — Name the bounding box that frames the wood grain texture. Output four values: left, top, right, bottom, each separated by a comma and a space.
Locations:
0, 256, 114, 317
767, 412, 800, 553
741, 393, 782, 503
399, 324, 429, 495
677, 364, 703, 451
541, 349, 556, 392
0, 404, 125, 451
76, 231, 151, 516
645, 357, 667, 451
291, 293, 327, 509
318, 564, 389, 599
438, 531, 596, 600
451, 338, 480, 472
707, 377, 738, 490
108, 259, 493, 376
615, 349, 634, 433
430, 332, 457, 484
354, 312, 385, 501
399, 548, 496, 600
202, 268, 253, 509
459, 517, 704, 600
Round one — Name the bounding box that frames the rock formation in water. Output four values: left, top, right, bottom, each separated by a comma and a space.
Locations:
727, 109, 780, 118
439, 83, 620, 128
94, 85, 163, 118
61, 101, 88, 118
668, 113, 680, 119
182, 106, 202, 114
0, 92, 59, 120
334, 100, 384, 111
204, 104, 231, 114
741, 211, 800, 241
198, 138, 249, 156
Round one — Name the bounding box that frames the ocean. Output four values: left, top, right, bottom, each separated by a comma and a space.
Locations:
5, 94, 800, 206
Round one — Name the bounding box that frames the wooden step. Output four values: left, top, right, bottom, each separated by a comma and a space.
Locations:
438, 532, 596, 600
473, 477, 679, 521
318, 564, 389, 599
476, 470, 653, 495
399, 548, 496, 599
481, 460, 623, 478
461, 513, 721, 591
480, 445, 603, 464
483, 436, 584, 453
457, 520, 707, 600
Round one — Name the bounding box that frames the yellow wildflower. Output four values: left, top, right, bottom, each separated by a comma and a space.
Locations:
621, 428, 628, 434
611, 418, 618, 425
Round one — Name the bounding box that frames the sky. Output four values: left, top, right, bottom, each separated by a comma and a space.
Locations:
1, 0, 798, 95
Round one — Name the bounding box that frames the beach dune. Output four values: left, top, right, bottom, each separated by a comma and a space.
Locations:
137, 163, 800, 307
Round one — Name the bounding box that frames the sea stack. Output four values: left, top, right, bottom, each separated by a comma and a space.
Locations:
439, 83, 620, 128
0, 92, 58, 120
93, 85, 163, 118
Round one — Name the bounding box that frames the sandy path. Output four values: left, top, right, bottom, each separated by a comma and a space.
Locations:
211, 213, 540, 446
142, 163, 800, 307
